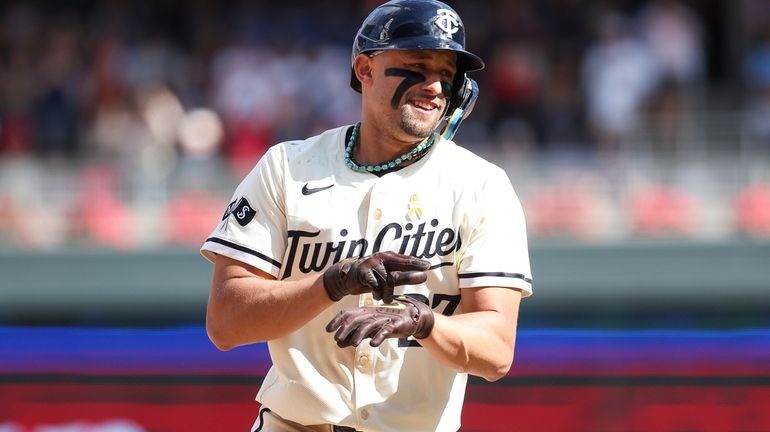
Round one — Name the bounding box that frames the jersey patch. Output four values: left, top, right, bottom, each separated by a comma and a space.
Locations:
406, 193, 423, 221
222, 197, 256, 226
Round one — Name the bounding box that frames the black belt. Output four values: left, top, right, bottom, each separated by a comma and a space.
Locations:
257, 406, 361, 432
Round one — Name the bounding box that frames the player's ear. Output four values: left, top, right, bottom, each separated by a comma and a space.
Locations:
353, 54, 374, 87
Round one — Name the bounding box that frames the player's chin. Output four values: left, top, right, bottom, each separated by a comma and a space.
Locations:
399, 107, 442, 139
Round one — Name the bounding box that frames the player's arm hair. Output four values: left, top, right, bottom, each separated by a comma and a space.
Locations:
417, 286, 522, 382
205, 254, 333, 351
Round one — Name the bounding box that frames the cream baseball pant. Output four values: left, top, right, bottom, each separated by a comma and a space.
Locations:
252, 408, 360, 432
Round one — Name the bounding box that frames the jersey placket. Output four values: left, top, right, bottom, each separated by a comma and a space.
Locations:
350, 175, 394, 426
352, 293, 377, 426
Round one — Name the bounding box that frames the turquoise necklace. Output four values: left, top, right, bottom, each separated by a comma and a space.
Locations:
344, 122, 435, 173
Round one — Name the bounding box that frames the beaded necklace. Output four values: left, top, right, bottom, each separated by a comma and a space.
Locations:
344, 122, 435, 174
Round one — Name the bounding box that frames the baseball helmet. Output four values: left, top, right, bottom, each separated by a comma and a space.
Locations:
349, 0, 485, 98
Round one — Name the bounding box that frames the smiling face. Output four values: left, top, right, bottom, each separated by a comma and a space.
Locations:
357, 49, 457, 141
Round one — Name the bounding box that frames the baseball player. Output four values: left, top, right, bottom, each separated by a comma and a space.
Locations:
201, 1, 533, 431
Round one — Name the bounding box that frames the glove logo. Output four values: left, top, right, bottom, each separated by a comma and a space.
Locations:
222, 197, 256, 226
434, 9, 460, 39
406, 193, 423, 221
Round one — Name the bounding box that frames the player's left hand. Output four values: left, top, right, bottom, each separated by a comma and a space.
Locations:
325, 296, 435, 348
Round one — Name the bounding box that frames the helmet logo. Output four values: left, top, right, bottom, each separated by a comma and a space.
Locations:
380, 18, 394, 41
434, 9, 460, 39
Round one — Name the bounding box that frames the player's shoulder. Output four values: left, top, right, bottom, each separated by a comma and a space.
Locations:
270, 125, 348, 164
240, 125, 347, 185
435, 137, 508, 180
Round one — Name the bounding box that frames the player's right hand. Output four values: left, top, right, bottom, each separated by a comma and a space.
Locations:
323, 251, 430, 303
326, 295, 435, 348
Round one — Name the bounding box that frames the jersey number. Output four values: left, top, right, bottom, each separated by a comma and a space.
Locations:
398, 294, 460, 347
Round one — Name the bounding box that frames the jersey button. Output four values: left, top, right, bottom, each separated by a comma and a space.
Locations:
360, 409, 369, 420
373, 209, 382, 220
357, 355, 370, 372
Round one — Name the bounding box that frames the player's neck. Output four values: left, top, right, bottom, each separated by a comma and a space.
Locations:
356, 122, 426, 167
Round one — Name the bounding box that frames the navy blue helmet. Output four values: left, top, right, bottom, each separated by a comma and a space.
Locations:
350, 0, 485, 100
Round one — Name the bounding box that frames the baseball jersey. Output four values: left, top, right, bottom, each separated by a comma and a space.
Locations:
201, 125, 532, 432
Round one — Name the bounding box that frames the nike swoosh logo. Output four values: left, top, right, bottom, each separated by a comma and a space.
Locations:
302, 183, 334, 195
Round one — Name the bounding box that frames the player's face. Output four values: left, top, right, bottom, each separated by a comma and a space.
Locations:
369, 50, 457, 139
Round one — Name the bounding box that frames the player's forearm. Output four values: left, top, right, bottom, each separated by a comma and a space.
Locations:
419, 311, 517, 382
206, 273, 332, 350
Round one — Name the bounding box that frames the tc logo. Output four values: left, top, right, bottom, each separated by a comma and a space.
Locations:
434, 9, 459, 39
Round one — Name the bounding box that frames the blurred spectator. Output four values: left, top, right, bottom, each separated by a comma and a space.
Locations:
0, 4, 39, 156
582, 11, 661, 153
636, 0, 705, 152
171, 107, 231, 194
743, 27, 770, 151
488, 43, 547, 149
537, 0, 590, 149
34, 24, 85, 160
486, 0, 548, 150
541, 57, 587, 150
637, 0, 704, 86
210, 43, 282, 175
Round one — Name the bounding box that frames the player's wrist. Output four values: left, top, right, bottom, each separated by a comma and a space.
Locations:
323, 258, 357, 301
399, 296, 434, 339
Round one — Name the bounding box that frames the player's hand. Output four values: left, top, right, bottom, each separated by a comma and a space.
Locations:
325, 296, 435, 348
323, 251, 430, 303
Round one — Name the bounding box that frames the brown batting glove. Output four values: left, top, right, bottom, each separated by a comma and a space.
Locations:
323, 251, 430, 303
325, 295, 435, 348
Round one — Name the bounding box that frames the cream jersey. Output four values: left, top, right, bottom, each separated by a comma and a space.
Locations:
201, 125, 532, 432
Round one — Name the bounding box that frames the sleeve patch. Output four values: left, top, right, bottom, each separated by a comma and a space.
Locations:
222, 197, 257, 226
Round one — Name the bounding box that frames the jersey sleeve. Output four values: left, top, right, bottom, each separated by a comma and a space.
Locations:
456, 166, 533, 296
200, 146, 287, 277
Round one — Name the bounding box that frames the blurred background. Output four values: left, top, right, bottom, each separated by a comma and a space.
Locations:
1, 0, 769, 431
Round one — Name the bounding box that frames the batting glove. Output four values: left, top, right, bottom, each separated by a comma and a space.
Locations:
325, 295, 435, 348
323, 251, 430, 303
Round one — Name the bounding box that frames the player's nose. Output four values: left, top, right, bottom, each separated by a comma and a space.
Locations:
419, 74, 448, 98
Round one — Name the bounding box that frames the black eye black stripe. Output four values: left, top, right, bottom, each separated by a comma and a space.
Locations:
385, 68, 426, 108
441, 81, 452, 99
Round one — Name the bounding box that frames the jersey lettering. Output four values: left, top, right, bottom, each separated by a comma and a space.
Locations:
281, 220, 461, 279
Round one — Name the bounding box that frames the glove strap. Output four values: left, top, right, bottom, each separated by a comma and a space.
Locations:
323, 258, 356, 301
398, 296, 435, 339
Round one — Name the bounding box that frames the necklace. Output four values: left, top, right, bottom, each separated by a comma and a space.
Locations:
344, 122, 435, 173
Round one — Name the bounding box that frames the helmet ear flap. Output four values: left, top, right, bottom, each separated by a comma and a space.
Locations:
445, 75, 471, 118
440, 76, 479, 140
